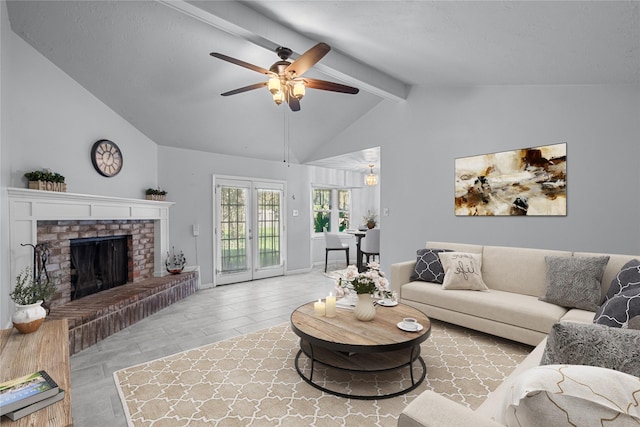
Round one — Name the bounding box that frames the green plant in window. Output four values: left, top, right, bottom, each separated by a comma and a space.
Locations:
339, 211, 349, 232
314, 212, 330, 233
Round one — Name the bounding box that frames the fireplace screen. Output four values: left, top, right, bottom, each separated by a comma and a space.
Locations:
70, 236, 129, 300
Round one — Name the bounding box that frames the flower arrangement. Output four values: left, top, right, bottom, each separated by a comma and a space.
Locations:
9, 266, 56, 306
335, 262, 390, 297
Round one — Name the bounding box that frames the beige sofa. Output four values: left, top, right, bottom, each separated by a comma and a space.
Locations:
390, 241, 636, 346
391, 241, 640, 427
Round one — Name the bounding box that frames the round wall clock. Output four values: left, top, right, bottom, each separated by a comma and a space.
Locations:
91, 139, 123, 177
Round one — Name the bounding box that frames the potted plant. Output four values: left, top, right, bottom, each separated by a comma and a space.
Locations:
363, 209, 378, 229
9, 266, 56, 334
165, 247, 186, 274
145, 188, 168, 201
25, 169, 67, 192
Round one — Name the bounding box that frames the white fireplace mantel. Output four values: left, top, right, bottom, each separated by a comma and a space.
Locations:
7, 188, 174, 278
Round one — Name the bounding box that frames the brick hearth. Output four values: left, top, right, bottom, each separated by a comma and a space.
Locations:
48, 271, 198, 355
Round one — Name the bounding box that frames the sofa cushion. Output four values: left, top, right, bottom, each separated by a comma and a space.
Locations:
438, 252, 488, 291
482, 246, 571, 296
401, 281, 567, 334
540, 256, 609, 311
603, 258, 640, 301
541, 321, 640, 376
410, 248, 452, 284
503, 364, 640, 427
574, 252, 640, 301
593, 287, 640, 328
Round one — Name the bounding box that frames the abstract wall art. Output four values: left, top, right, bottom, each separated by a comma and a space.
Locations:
455, 142, 566, 216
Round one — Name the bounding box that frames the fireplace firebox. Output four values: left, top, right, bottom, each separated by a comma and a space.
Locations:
70, 235, 130, 300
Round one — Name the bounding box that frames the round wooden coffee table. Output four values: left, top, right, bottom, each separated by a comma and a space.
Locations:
290, 300, 431, 399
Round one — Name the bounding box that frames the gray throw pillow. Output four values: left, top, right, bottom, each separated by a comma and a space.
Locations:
594, 287, 640, 328
410, 248, 452, 284
541, 321, 640, 377
540, 256, 610, 311
604, 258, 640, 301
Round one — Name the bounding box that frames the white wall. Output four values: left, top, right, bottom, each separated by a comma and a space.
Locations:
0, 4, 159, 326
325, 84, 640, 273
157, 146, 369, 286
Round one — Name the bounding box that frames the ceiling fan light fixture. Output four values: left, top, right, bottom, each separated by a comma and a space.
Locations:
365, 164, 378, 186
272, 90, 284, 105
293, 81, 305, 100
268, 77, 281, 95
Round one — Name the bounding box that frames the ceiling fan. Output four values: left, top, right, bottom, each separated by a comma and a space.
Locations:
210, 42, 359, 112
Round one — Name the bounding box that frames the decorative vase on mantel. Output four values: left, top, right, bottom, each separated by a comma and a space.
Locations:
354, 293, 376, 321
12, 301, 47, 334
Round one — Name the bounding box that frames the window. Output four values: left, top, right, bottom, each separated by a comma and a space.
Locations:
312, 188, 351, 233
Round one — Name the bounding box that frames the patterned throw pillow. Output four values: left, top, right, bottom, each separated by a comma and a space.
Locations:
593, 288, 640, 328
410, 248, 452, 284
541, 321, 640, 376
603, 258, 640, 301
438, 252, 488, 291
540, 256, 609, 311
504, 364, 640, 427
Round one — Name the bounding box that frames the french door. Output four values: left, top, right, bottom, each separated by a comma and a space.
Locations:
214, 178, 285, 285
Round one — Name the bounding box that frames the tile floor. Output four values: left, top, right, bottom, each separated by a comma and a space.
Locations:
70, 268, 336, 427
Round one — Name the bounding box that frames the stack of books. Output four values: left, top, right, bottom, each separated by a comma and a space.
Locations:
0, 370, 65, 421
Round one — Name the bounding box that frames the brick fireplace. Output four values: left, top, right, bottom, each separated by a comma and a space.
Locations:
8, 188, 199, 354
37, 219, 155, 308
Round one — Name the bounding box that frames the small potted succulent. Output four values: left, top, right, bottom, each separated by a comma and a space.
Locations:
145, 188, 168, 201
25, 169, 67, 192
9, 266, 56, 334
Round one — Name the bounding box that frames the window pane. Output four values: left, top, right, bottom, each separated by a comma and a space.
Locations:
257, 189, 281, 268
313, 189, 332, 232
313, 211, 330, 233
338, 190, 350, 231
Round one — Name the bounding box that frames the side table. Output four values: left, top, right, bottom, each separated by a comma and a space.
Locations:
0, 320, 73, 426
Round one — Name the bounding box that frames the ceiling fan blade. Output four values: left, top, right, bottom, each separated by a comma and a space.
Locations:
304, 78, 359, 94
285, 42, 330, 77
287, 94, 301, 112
221, 82, 267, 96
210, 52, 273, 75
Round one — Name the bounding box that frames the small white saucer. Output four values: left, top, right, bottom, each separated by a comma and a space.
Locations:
377, 299, 398, 307
397, 322, 423, 332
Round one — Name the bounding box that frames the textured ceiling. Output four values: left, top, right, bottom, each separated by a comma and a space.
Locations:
6, 1, 639, 172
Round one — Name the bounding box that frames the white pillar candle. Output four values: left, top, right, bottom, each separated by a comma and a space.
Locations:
325, 294, 336, 317
313, 299, 325, 316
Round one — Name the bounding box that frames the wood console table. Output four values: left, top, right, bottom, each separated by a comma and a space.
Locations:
0, 320, 73, 426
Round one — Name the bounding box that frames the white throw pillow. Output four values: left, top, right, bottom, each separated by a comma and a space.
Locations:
438, 252, 488, 291
503, 364, 640, 427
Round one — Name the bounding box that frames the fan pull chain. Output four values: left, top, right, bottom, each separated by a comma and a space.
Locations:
283, 108, 290, 166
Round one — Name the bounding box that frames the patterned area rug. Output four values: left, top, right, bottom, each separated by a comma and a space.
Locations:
114, 320, 531, 427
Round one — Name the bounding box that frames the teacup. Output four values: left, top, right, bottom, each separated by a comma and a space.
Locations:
401, 318, 418, 331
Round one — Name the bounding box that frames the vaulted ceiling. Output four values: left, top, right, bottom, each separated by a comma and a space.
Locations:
6, 1, 639, 172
